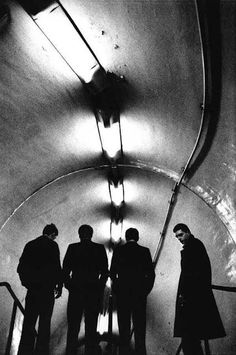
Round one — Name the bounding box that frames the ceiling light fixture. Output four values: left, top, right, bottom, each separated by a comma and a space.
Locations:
110, 220, 123, 243
109, 180, 124, 207
97, 120, 122, 160
18, 0, 103, 84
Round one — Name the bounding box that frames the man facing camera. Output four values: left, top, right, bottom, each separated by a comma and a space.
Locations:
110, 228, 155, 355
173, 223, 226, 355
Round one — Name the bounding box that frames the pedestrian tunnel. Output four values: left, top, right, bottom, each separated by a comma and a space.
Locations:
0, 0, 236, 354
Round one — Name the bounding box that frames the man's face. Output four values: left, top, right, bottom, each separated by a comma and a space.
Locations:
175, 229, 190, 246
49, 232, 58, 240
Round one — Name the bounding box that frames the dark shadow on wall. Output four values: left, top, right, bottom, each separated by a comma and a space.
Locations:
187, 0, 222, 179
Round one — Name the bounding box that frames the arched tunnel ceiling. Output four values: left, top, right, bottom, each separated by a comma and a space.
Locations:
0, 0, 236, 354
0, 0, 204, 226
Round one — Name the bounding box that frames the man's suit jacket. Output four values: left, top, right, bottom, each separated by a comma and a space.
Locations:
17, 235, 62, 291
63, 240, 108, 292
110, 241, 155, 296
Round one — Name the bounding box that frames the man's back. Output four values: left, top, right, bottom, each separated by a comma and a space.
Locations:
110, 228, 155, 355
63, 225, 109, 355
63, 240, 108, 290
111, 241, 155, 295
17, 235, 61, 289
17, 224, 62, 355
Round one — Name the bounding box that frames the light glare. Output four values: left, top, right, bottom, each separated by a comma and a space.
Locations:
111, 221, 122, 242
110, 182, 124, 206
60, 117, 101, 156
123, 180, 139, 203
98, 121, 121, 158
34, 4, 98, 82
97, 313, 108, 335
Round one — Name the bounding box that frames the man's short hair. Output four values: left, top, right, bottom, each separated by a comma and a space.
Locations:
125, 228, 139, 242
43, 223, 58, 236
78, 224, 93, 239
173, 223, 190, 234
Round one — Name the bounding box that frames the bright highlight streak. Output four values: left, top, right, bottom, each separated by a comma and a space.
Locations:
11, 310, 23, 355
111, 221, 122, 242
107, 249, 113, 269
97, 313, 109, 335
98, 121, 121, 158
110, 182, 124, 206
34, 3, 98, 82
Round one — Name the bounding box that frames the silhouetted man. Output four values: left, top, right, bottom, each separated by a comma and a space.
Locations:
173, 223, 226, 355
63, 224, 108, 355
17, 223, 62, 355
110, 228, 155, 355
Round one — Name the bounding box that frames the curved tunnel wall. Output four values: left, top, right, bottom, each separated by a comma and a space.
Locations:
0, 167, 236, 354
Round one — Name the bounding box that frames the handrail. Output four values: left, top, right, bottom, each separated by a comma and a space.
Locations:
0, 282, 25, 355
0, 282, 25, 314
212, 285, 236, 292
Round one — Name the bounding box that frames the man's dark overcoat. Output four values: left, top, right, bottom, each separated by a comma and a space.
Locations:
174, 235, 226, 340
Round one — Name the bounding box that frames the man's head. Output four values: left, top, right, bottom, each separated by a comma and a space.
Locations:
78, 224, 93, 241
173, 223, 191, 246
43, 223, 58, 240
125, 228, 139, 242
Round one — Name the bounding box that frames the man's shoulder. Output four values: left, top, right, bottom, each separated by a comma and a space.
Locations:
25, 236, 59, 254
138, 243, 149, 250
67, 242, 80, 249
91, 241, 105, 250
24, 235, 42, 248
135, 243, 150, 254
121, 242, 150, 255
190, 236, 207, 253
192, 236, 205, 248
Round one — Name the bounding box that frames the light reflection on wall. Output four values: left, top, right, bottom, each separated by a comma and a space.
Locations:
96, 220, 111, 243
195, 186, 236, 244
195, 185, 236, 283
60, 117, 102, 156
226, 250, 236, 283
93, 181, 111, 205
123, 179, 140, 204
121, 116, 164, 155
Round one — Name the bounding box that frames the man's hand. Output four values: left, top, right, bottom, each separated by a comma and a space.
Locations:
54, 287, 62, 299
178, 294, 186, 307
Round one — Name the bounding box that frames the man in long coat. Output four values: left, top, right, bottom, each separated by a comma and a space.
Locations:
110, 227, 155, 355
17, 223, 62, 355
173, 223, 226, 355
63, 224, 108, 355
